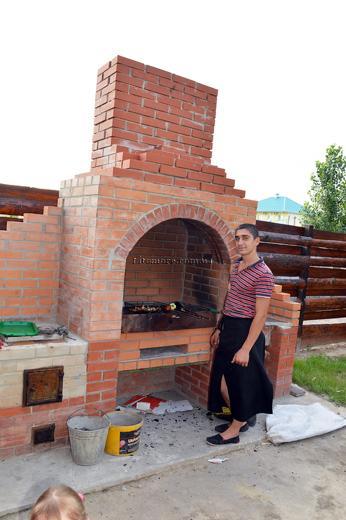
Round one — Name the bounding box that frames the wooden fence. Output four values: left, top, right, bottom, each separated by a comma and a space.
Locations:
257, 220, 346, 346
0, 183, 59, 230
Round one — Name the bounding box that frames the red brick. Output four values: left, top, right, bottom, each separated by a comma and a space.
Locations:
159, 165, 187, 178
146, 65, 172, 79
140, 151, 175, 166
87, 380, 115, 393
225, 187, 246, 198
174, 178, 200, 189
201, 183, 225, 194
144, 173, 173, 185
86, 393, 101, 403
122, 159, 159, 173
115, 56, 145, 71
145, 81, 170, 96
191, 147, 212, 158
188, 171, 213, 183
140, 116, 166, 129
213, 176, 235, 187
167, 123, 191, 137
175, 159, 202, 171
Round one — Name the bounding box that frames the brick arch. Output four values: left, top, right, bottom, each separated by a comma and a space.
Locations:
109, 204, 236, 265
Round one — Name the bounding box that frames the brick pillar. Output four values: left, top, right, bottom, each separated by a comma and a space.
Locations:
86, 340, 120, 411
266, 325, 299, 397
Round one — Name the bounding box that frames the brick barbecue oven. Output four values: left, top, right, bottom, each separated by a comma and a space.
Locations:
0, 56, 300, 458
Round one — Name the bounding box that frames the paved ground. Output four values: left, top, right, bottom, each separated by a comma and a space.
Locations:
2, 390, 346, 520
85, 426, 346, 520
5, 426, 346, 520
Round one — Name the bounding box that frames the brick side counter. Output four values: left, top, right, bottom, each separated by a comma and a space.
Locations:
0, 334, 87, 458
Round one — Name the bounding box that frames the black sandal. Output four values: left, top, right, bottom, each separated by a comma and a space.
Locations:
215, 423, 249, 434
206, 433, 240, 445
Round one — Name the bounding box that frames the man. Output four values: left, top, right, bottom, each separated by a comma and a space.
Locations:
206, 223, 274, 445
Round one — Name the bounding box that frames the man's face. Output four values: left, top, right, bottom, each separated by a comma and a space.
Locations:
234, 229, 259, 256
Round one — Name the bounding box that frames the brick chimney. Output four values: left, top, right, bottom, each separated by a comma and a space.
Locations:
91, 55, 217, 169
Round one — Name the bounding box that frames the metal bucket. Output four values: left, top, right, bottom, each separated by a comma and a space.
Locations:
67, 409, 110, 466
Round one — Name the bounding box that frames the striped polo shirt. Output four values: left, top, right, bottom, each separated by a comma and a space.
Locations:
223, 258, 274, 318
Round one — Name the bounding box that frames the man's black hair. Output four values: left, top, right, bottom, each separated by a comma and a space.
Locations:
235, 223, 259, 239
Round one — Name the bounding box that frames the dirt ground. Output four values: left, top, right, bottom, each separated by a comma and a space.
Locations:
81, 427, 346, 520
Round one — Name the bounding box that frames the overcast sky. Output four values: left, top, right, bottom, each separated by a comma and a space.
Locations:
1, 0, 345, 204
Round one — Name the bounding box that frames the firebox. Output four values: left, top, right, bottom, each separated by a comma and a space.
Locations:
121, 217, 229, 333
23, 366, 64, 406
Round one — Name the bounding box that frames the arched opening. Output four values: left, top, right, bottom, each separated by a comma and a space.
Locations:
121, 218, 231, 333
117, 216, 232, 407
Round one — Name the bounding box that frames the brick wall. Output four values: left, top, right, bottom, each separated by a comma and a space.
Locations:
183, 221, 229, 308
124, 220, 187, 302
175, 364, 211, 407
0, 207, 62, 320
116, 367, 176, 403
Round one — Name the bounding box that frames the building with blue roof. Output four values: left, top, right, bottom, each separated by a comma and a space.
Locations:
257, 194, 303, 225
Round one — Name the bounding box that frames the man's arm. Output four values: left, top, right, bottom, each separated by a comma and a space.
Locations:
231, 297, 271, 367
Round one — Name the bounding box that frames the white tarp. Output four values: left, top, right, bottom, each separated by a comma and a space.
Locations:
266, 403, 346, 444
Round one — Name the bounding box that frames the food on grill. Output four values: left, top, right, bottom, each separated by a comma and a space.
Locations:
130, 304, 161, 313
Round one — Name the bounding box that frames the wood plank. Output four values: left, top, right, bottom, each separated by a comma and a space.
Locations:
275, 277, 305, 297
308, 278, 346, 289
256, 220, 304, 236
310, 246, 346, 258
258, 243, 303, 255
309, 267, 346, 279
310, 256, 346, 268
302, 322, 346, 347
304, 309, 346, 320
259, 231, 346, 252
313, 229, 346, 241
305, 296, 346, 310
0, 183, 59, 216
306, 288, 346, 296
261, 254, 305, 276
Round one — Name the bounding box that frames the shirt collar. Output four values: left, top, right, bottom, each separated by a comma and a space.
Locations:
236, 257, 264, 271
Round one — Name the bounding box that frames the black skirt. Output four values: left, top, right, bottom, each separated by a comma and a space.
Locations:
208, 315, 273, 422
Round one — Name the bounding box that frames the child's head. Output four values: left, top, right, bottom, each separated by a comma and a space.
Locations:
30, 485, 87, 520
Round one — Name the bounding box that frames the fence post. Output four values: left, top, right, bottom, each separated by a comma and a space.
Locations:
297, 225, 314, 347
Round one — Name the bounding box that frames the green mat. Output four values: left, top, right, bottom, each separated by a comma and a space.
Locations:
0, 321, 39, 337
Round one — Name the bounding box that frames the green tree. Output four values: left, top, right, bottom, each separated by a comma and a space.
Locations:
300, 145, 346, 232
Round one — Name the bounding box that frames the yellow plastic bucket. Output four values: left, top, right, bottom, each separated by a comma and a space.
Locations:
105, 411, 143, 456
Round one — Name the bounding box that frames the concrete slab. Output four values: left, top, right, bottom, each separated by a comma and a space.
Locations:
1, 392, 345, 517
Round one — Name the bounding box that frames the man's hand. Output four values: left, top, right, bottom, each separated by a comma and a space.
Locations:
231, 348, 249, 367
210, 328, 220, 349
